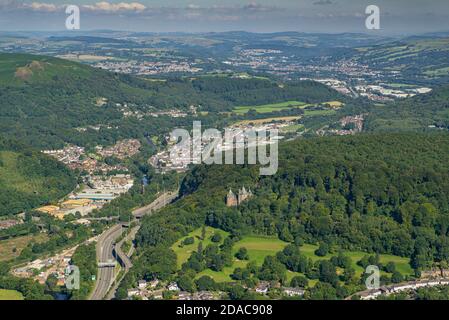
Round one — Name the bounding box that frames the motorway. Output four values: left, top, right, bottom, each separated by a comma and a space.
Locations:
89, 191, 178, 300
104, 226, 139, 300
90, 224, 123, 300
132, 191, 178, 218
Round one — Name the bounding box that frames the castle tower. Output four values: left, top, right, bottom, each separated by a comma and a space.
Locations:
238, 186, 249, 204
226, 189, 238, 207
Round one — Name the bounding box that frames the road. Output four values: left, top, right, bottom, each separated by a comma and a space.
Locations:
104, 226, 139, 300
132, 191, 178, 218
89, 191, 178, 300
90, 224, 123, 300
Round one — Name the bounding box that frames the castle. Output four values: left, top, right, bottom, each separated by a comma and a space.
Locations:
226, 187, 253, 207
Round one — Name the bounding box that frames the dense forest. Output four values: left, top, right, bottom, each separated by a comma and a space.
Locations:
114, 132, 449, 299
0, 138, 76, 216
131, 133, 449, 280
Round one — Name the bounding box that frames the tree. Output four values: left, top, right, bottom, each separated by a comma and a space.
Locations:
279, 226, 294, 242
210, 254, 225, 272
0, 262, 9, 276
201, 226, 206, 240
294, 236, 304, 247
336, 285, 349, 299
45, 274, 58, 292
183, 252, 206, 272
139, 247, 177, 281
308, 282, 337, 300
211, 233, 222, 243
235, 247, 249, 260
258, 256, 287, 283
228, 285, 246, 300
178, 275, 196, 293
330, 252, 351, 269
341, 267, 356, 284
197, 242, 204, 255
391, 271, 404, 284
182, 237, 195, 246
385, 262, 396, 274
195, 276, 216, 291
357, 255, 370, 269
290, 276, 308, 288
116, 287, 128, 300
315, 243, 329, 257
319, 260, 339, 287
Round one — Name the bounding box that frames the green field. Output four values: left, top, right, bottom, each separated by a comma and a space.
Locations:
0, 151, 44, 193
197, 235, 294, 283
298, 244, 413, 276
171, 227, 230, 269
304, 109, 337, 116
233, 116, 302, 126
281, 124, 304, 133
0, 233, 49, 261
233, 101, 306, 114
233, 100, 343, 115
0, 289, 24, 300
173, 227, 413, 285
424, 66, 449, 77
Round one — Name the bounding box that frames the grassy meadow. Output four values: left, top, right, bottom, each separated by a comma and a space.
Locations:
0, 233, 48, 261
0, 289, 24, 300
233, 101, 306, 114
171, 227, 413, 285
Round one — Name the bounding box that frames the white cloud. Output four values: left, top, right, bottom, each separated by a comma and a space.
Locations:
0, 0, 62, 12
25, 2, 59, 12
186, 4, 200, 10
82, 1, 146, 13
243, 2, 273, 11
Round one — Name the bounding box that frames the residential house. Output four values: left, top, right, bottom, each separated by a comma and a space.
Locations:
282, 287, 305, 297
127, 288, 139, 298
138, 280, 147, 289
168, 282, 180, 291
255, 281, 270, 294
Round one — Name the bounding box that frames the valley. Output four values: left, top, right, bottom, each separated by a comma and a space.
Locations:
0, 30, 449, 302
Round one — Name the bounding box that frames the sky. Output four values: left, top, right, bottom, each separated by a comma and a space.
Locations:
0, 0, 448, 34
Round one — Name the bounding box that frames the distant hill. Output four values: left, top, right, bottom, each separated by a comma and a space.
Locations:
0, 138, 76, 215
0, 53, 343, 149
363, 85, 449, 131
0, 53, 158, 148
355, 36, 449, 84
47, 36, 132, 44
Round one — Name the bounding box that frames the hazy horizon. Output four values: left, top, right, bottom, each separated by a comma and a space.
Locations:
0, 0, 448, 35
